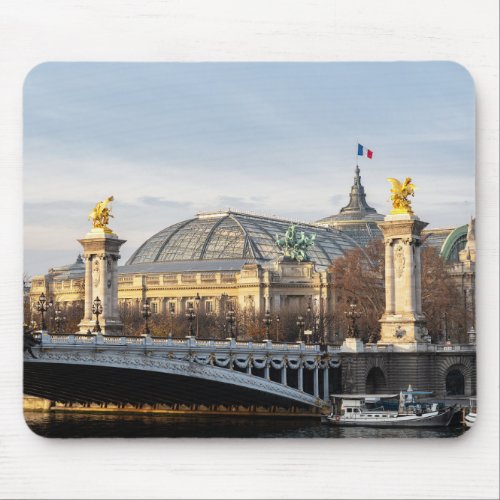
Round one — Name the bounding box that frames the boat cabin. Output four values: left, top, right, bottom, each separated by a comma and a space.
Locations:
329, 394, 399, 419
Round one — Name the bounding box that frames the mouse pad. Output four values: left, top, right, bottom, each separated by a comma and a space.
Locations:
23, 62, 476, 437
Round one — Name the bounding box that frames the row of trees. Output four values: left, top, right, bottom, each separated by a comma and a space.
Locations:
120, 304, 328, 342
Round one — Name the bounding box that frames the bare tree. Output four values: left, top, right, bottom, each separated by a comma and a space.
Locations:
421, 246, 466, 343
329, 240, 467, 344
329, 239, 385, 342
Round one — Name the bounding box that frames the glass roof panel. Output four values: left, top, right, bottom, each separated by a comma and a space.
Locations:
126, 211, 362, 268
202, 217, 247, 259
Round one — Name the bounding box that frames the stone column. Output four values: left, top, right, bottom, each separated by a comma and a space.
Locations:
83, 256, 93, 322
313, 366, 319, 398
414, 242, 423, 315
384, 241, 395, 314
323, 366, 329, 401
264, 360, 270, 380
378, 214, 428, 345
273, 294, 281, 313
298, 363, 304, 391
78, 228, 126, 335
281, 363, 287, 386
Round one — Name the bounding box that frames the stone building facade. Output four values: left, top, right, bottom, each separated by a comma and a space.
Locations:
29, 166, 475, 335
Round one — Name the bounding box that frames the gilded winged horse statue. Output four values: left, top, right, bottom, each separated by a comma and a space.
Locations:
387, 177, 416, 215
88, 196, 114, 232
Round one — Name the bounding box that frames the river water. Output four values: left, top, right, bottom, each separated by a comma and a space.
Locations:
24, 411, 466, 438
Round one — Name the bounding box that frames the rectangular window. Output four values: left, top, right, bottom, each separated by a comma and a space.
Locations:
205, 301, 213, 314
169, 302, 176, 314
150, 302, 158, 313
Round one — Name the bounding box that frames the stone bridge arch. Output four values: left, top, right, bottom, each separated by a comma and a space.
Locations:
365, 357, 388, 394
24, 347, 324, 409
438, 357, 474, 397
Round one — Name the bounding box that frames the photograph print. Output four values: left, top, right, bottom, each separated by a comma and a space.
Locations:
23, 62, 476, 438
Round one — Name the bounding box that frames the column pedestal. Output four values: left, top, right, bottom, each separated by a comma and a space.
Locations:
378, 214, 428, 345
77, 228, 126, 335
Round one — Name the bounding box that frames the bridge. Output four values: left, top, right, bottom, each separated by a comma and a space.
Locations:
24, 333, 342, 410
24, 332, 476, 411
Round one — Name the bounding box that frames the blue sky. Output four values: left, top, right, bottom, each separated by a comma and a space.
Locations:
24, 62, 475, 276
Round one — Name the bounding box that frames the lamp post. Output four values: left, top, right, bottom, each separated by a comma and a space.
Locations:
226, 302, 236, 340
313, 298, 322, 344
307, 297, 312, 329
169, 307, 175, 339
315, 317, 321, 345
463, 285, 468, 343
53, 307, 66, 334
275, 314, 280, 342
444, 311, 449, 344
296, 315, 305, 342
186, 305, 196, 338
263, 310, 272, 340
142, 300, 152, 337
92, 296, 103, 333
195, 293, 201, 338
36, 293, 52, 331
344, 300, 361, 339
219, 293, 228, 338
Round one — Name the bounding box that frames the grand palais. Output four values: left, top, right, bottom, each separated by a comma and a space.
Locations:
29, 166, 475, 327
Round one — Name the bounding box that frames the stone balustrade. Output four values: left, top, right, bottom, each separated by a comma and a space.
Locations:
35, 332, 475, 354
37, 332, 326, 355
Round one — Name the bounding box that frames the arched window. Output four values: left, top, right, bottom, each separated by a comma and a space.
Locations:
446, 368, 465, 395
366, 367, 387, 394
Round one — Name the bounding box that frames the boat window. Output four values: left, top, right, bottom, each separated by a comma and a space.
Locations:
346, 408, 352, 413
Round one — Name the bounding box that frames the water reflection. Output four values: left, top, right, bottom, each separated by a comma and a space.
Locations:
25, 411, 466, 439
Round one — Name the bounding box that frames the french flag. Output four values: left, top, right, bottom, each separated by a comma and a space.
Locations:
357, 144, 373, 159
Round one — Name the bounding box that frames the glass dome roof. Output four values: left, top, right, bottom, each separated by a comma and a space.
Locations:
126, 210, 362, 270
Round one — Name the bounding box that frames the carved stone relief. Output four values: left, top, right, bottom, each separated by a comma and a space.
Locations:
394, 244, 405, 278
92, 259, 100, 287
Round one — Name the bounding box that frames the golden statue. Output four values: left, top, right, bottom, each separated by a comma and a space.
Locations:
88, 196, 114, 233
387, 177, 416, 215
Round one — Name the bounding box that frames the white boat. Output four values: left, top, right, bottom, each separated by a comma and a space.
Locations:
464, 398, 477, 427
323, 386, 456, 427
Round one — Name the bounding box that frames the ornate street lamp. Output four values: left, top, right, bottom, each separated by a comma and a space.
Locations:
36, 293, 52, 331
53, 307, 66, 334
275, 314, 280, 342
226, 302, 236, 340
312, 298, 321, 344
169, 307, 175, 339
186, 305, 196, 338
263, 310, 272, 340
195, 293, 201, 338
444, 311, 449, 344
296, 315, 305, 342
307, 297, 312, 326
344, 300, 361, 339
142, 300, 152, 336
92, 296, 103, 333
315, 317, 322, 345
